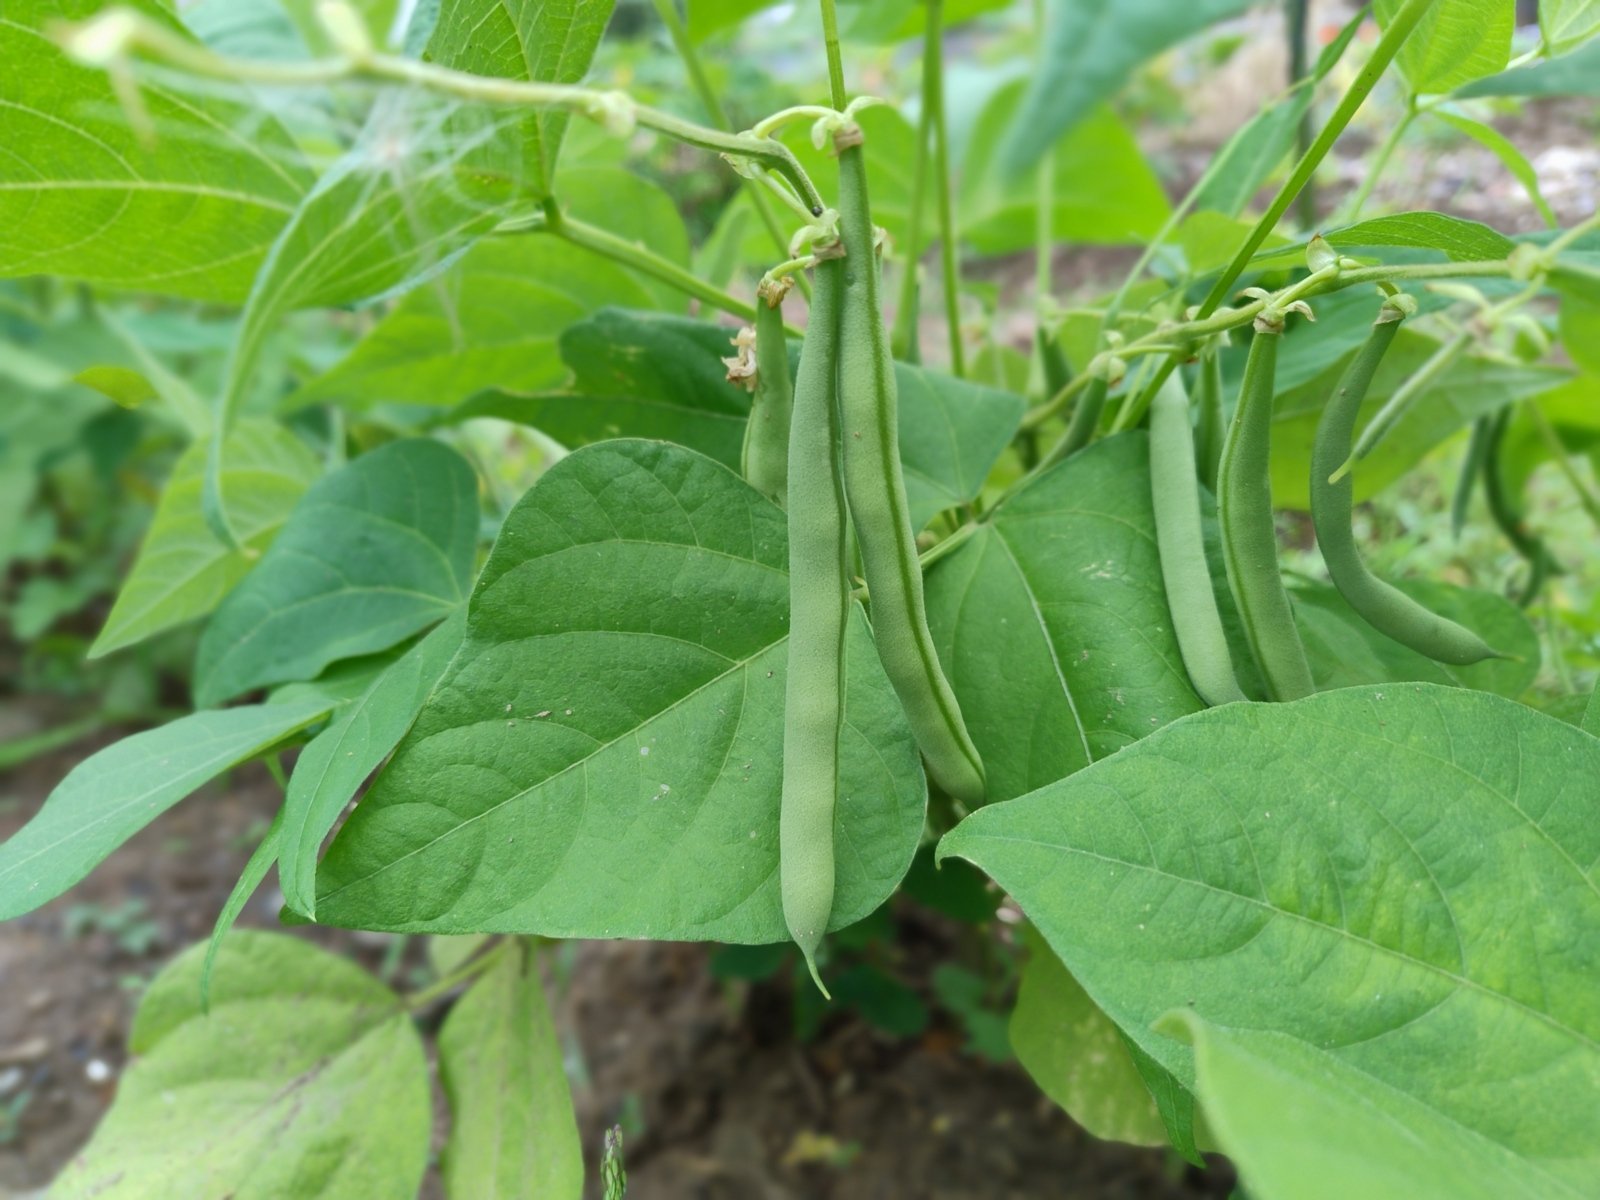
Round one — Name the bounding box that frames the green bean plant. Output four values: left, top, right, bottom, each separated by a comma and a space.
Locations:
2, 0, 1599, 1195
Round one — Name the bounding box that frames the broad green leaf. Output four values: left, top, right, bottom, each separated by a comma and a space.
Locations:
1188, 91, 1313, 220
1002, 0, 1253, 170
290, 235, 658, 411
426, 0, 617, 196
840, 0, 1016, 44
1540, 0, 1600, 55
281, 612, 466, 919
1010, 931, 1169, 1146
0, 0, 312, 302
1291, 578, 1540, 697
1269, 330, 1570, 508
1253, 213, 1517, 271
439, 942, 583, 1200
923, 433, 1205, 804
456, 309, 1025, 531
1432, 111, 1557, 229
687, 0, 773, 42
1559, 294, 1600, 376
193, 439, 477, 706
209, 125, 516, 455
52, 932, 430, 1200
0, 701, 329, 921
268, 642, 416, 708
940, 685, 1600, 1199
1172, 211, 1292, 276
91, 419, 320, 657
1550, 259, 1600, 306
453, 309, 751, 466
1458, 38, 1600, 97
1374, 0, 1513, 94
1584, 679, 1600, 736
1162, 1013, 1539, 1200
314, 440, 927, 940
959, 86, 1169, 254
895, 363, 1026, 528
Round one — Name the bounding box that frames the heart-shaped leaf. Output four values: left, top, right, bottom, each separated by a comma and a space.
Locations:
941, 685, 1600, 1198
459, 308, 1024, 531
924, 432, 1204, 804
314, 440, 927, 941
54, 932, 430, 1200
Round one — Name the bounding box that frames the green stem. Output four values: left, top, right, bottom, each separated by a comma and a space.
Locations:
648, 0, 803, 290
544, 211, 760, 322
1548, 209, 1600, 257
1019, 255, 1514, 432
70, 9, 827, 213
892, 10, 939, 362
405, 938, 512, 1011
1200, 0, 1443, 317
925, 0, 964, 378
818, 0, 848, 110
1342, 100, 1416, 223
1526, 399, 1600, 528
1286, 0, 1315, 228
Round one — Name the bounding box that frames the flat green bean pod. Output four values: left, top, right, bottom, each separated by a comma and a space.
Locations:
833, 128, 985, 806
1310, 304, 1502, 666
1149, 373, 1247, 706
741, 277, 796, 508
1217, 322, 1315, 702
780, 255, 850, 996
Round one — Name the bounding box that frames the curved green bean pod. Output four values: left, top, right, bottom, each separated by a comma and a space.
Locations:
1483, 406, 1559, 608
780, 256, 849, 996
1217, 325, 1315, 702
834, 132, 985, 806
1451, 415, 1492, 543
742, 279, 795, 508
1310, 310, 1501, 666
1331, 327, 1470, 480
1037, 325, 1072, 399
1149, 373, 1247, 706
1057, 376, 1109, 464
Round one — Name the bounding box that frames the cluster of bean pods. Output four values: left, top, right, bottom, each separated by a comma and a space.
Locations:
1147, 288, 1507, 711
737, 115, 984, 991
741, 152, 1538, 978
